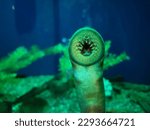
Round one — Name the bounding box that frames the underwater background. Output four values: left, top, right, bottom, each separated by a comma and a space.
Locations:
0, 0, 150, 84
0, 0, 150, 113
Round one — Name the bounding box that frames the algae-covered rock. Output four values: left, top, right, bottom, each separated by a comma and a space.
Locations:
2, 40, 149, 113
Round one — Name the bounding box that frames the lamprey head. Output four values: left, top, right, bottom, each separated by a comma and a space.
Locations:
69, 27, 105, 66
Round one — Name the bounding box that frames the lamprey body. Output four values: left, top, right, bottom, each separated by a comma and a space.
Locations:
69, 27, 105, 113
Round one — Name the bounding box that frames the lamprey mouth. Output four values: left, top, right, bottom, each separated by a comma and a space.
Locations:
69, 27, 104, 66
77, 36, 96, 56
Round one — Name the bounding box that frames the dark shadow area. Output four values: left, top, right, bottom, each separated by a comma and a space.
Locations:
15, 0, 36, 34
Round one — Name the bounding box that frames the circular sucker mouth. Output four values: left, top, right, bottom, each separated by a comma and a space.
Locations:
69, 27, 105, 66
